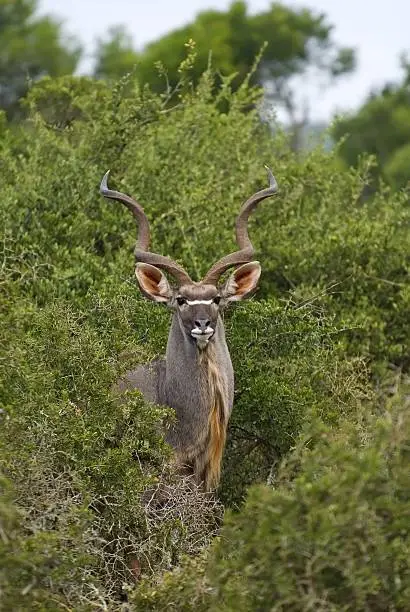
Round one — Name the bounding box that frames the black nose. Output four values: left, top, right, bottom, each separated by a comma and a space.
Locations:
194, 319, 210, 332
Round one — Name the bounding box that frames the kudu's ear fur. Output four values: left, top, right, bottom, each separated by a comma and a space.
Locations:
221, 261, 261, 301
135, 263, 173, 302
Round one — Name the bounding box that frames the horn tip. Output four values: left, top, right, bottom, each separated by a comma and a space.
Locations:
264, 165, 278, 192
100, 170, 111, 194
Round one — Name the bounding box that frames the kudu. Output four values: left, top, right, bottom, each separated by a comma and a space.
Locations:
100, 167, 278, 491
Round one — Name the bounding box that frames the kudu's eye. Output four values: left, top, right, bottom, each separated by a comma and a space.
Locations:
213, 296, 221, 305
176, 296, 187, 306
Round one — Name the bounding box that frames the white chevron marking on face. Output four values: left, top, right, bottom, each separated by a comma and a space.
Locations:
186, 299, 214, 305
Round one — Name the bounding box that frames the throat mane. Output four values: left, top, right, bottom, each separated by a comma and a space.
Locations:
198, 345, 229, 490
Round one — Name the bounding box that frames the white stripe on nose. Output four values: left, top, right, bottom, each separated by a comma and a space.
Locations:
186, 299, 213, 305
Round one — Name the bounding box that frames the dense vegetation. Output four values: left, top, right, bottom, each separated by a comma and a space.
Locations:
0, 0, 82, 118
94, 1, 354, 107
1, 55, 409, 609
1, 0, 353, 134
333, 58, 410, 189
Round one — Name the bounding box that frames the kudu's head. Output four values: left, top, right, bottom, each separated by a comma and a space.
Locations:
100, 167, 278, 349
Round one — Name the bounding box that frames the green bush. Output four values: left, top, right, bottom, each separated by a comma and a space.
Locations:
221, 299, 369, 504
255, 152, 410, 369
1, 297, 222, 607
1, 58, 408, 607
2, 69, 408, 369
213, 397, 410, 611
134, 385, 410, 611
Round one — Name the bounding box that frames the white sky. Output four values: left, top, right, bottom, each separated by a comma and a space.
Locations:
39, 0, 409, 122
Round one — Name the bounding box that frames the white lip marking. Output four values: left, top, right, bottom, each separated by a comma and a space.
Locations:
191, 327, 214, 336
191, 327, 215, 348
186, 299, 213, 306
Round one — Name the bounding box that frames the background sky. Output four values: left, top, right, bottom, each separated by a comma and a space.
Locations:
39, 0, 409, 122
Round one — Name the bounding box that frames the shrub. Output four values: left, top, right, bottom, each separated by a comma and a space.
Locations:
0, 298, 222, 607
255, 152, 410, 369
134, 384, 410, 611
0, 58, 408, 607
221, 299, 369, 504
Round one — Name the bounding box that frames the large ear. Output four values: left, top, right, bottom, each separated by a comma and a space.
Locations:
135, 263, 173, 303
221, 261, 261, 302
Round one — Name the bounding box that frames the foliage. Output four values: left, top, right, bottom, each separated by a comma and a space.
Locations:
333, 58, 410, 189
257, 152, 410, 369
213, 395, 410, 611
94, 0, 355, 122
0, 57, 409, 607
221, 300, 369, 504
94, 26, 140, 81
134, 384, 410, 611
0, 0, 356, 132
0, 295, 222, 607
0, 0, 81, 119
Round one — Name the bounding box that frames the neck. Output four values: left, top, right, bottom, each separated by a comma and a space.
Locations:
163, 313, 233, 489
161, 314, 234, 453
